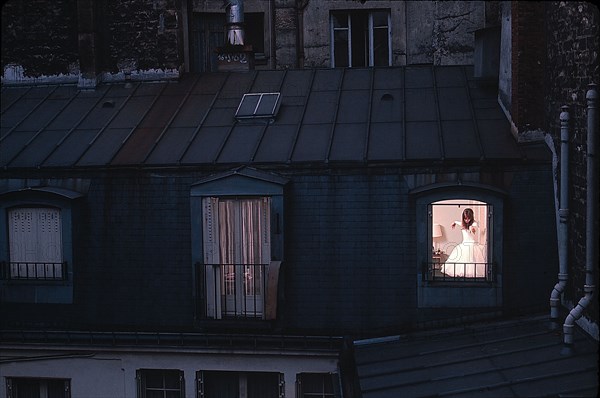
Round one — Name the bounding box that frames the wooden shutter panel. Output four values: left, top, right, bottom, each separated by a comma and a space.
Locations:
202, 197, 221, 318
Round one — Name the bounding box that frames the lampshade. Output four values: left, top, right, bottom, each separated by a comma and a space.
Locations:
432, 223, 443, 238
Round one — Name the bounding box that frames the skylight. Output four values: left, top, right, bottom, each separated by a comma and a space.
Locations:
235, 92, 281, 120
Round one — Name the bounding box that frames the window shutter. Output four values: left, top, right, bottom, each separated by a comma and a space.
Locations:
202, 197, 221, 318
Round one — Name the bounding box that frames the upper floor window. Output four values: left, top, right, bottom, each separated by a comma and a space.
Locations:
0, 186, 81, 304
201, 197, 271, 319
5, 207, 65, 281
330, 10, 391, 67
427, 200, 493, 282
191, 167, 288, 322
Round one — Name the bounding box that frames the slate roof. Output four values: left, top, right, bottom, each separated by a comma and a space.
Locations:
1, 66, 548, 170
353, 314, 599, 397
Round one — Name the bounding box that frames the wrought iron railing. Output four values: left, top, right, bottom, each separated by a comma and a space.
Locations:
196, 262, 268, 319
424, 261, 494, 282
0, 261, 68, 281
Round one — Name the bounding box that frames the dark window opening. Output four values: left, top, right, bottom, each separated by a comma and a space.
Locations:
6, 378, 71, 398
331, 10, 390, 68
137, 369, 184, 398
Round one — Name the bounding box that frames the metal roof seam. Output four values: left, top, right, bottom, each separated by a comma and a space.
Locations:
40, 89, 108, 168
6, 88, 81, 168
325, 68, 346, 163
0, 85, 59, 145
213, 71, 260, 163
362, 68, 375, 162
432, 67, 446, 161
462, 66, 486, 160
250, 70, 288, 162
287, 69, 316, 163
0, 86, 31, 116
142, 75, 201, 164
73, 82, 142, 166
177, 74, 230, 164
109, 82, 169, 165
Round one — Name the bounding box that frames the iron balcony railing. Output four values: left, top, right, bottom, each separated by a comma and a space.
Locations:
424, 261, 495, 282
0, 261, 68, 281
196, 262, 269, 319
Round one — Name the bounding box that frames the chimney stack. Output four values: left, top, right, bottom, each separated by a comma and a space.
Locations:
217, 0, 254, 71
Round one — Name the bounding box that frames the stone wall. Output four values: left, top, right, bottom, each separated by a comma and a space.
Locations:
544, 2, 599, 319
1, 0, 79, 83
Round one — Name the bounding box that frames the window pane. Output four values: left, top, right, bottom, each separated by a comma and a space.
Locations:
334, 30, 349, 67
203, 371, 239, 398
13, 379, 40, 398
371, 11, 388, 27
351, 13, 368, 67
332, 12, 348, 28
247, 373, 279, 398
144, 370, 164, 388
373, 27, 389, 66
47, 380, 68, 398
430, 200, 491, 281
299, 373, 334, 396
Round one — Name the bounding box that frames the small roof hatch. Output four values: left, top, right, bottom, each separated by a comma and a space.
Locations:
235, 92, 281, 120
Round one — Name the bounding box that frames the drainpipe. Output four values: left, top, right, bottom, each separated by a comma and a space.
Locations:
562, 84, 598, 354
549, 105, 569, 329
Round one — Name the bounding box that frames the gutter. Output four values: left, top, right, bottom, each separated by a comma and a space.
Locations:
549, 105, 570, 328
562, 84, 598, 353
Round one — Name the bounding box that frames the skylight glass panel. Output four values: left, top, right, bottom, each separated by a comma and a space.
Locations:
235, 93, 281, 119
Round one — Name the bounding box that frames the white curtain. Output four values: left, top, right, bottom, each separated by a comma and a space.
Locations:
203, 197, 271, 317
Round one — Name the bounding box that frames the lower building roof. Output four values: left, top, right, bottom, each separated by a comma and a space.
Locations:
353, 314, 598, 397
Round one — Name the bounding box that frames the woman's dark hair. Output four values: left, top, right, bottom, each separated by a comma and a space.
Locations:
462, 208, 475, 229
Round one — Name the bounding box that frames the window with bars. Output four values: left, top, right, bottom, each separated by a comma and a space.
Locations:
331, 9, 391, 67
201, 197, 271, 318
5, 207, 66, 281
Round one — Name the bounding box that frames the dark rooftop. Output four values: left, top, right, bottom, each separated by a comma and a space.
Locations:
353, 314, 599, 397
1, 66, 548, 170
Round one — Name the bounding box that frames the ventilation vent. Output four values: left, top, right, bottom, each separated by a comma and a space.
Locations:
235, 92, 281, 120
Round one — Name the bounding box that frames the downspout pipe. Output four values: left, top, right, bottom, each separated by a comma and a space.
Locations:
562, 84, 598, 354
549, 105, 570, 329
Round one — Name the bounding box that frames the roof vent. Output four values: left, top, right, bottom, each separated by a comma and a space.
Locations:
235, 93, 281, 120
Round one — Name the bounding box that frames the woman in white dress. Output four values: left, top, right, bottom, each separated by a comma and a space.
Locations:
441, 208, 486, 278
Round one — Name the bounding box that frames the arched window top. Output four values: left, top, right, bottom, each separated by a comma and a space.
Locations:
191, 167, 288, 197
409, 181, 508, 197
0, 186, 84, 201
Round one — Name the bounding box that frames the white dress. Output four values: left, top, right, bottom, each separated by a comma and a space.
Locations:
441, 221, 487, 277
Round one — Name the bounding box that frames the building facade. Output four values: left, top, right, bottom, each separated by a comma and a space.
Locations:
1, 1, 598, 397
